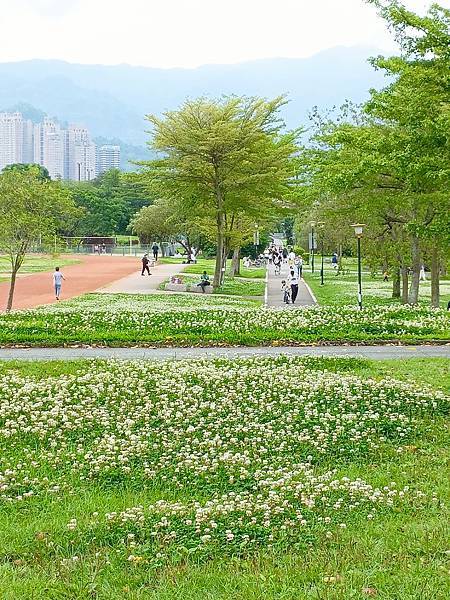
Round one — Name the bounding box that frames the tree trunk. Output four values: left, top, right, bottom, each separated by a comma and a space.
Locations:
392, 267, 401, 298
6, 269, 18, 313
401, 266, 409, 304
220, 240, 229, 285
408, 235, 421, 305
430, 246, 440, 308
230, 247, 241, 277
337, 243, 343, 274
213, 212, 224, 290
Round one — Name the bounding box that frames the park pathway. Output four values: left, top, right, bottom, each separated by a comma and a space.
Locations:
266, 261, 316, 307
97, 260, 186, 294
0, 345, 448, 361
0, 255, 139, 312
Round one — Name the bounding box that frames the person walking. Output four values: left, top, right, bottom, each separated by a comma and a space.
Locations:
294, 256, 303, 279
281, 279, 291, 304
273, 253, 281, 275
282, 247, 288, 263
152, 243, 159, 262
141, 254, 151, 276
331, 252, 338, 270
289, 269, 299, 304
420, 265, 426, 281
52, 267, 65, 301
288, 249, 296, 267
197, 271, 210, 293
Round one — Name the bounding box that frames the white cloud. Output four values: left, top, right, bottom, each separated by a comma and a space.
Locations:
0, 0, 447, 67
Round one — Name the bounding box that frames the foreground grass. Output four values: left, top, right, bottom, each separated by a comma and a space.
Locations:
304, 264, 450, 309
0, 357, 447, 599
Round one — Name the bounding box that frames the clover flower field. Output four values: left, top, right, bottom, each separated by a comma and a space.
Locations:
0, 356, 447, 570
0, 293, 448, 345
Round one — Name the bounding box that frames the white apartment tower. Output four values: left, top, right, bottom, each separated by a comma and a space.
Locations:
66, 125, 97, 181
0, 112, 102, 180
97, 145, 120, 175
33, 118, 66, 180
0, 112, 34, 171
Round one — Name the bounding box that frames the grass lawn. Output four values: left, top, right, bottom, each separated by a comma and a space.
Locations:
0, 293, 448, 346
0, 254, 80, 282
159, 273, 265, 297
161, 257, 266, 280
0, 356, 447, 599
304, 261, 450, 309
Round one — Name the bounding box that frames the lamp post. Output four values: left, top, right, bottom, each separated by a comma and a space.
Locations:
351, 224, 365, 310
310, 222, 315, 273
317, 222, 325, 285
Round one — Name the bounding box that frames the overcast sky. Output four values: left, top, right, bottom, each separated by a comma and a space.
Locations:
1, 0, 446, 68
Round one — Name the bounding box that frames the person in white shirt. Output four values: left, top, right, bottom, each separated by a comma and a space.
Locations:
52, 267, 66, 300
288, 250, 296, 267
288, 269, 299, 303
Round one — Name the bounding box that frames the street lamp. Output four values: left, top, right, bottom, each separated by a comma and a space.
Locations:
310, 221, 316, 273
351, 224, 365, 310
317, 222, 326, 285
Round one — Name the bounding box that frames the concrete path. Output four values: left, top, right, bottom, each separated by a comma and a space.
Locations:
0, 345, 448, 362
266, 262, 315, 307
0, 255, 139, 312
97, 260, 186, 294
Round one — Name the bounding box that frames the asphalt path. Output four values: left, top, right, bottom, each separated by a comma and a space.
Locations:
0, 345, 448, 361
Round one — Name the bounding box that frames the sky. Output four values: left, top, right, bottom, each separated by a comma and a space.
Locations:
0, 0, 447, 68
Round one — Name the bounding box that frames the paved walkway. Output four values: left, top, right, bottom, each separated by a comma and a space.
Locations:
0, 255, 139, 312
0, 345, 448, 362
97, 260, 186, 294
266, 262, 315, 307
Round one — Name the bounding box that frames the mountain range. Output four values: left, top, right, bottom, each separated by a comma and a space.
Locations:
0, 45, 387, 149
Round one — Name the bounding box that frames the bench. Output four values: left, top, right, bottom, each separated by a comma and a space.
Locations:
188, 284, 213, 294
164, 283, 187, 292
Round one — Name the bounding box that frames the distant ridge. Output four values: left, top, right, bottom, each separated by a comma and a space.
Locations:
0, 46, 386, 145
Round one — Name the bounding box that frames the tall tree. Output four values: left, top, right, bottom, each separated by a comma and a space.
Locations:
140, 96, 299, 288
0, 167, 78, 312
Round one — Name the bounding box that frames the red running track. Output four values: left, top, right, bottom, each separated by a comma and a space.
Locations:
0, 255, 139, 312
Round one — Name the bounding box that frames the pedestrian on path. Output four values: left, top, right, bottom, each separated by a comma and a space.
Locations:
141, 254, 151, 276
288, 249, 296, 267
282, 248, 288, 263
281, 279, 291, 304
152, 243, 159, 262
289, 269, 299, 303
294, 256, 303, 279
52, 267, 65, 301
273, 253, 281, 275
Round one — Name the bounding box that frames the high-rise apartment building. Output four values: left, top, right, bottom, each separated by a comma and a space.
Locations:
34, 118, 66, 180
0, 112, 34, 171
97, 145, 121, 175
0, 112, 108, 181
66, 125, 97, 181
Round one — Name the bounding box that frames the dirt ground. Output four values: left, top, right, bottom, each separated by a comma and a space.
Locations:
0, 255, 140, 311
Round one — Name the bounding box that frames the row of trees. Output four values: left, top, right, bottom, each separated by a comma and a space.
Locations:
295, 0, 449, 307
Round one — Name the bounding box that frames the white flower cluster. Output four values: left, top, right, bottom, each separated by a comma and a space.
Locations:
0, 295, 448, 343
0, 357, 446, 559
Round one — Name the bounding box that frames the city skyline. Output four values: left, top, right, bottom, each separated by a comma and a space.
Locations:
2, 0, 444, 69
0, 111, 120, 180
